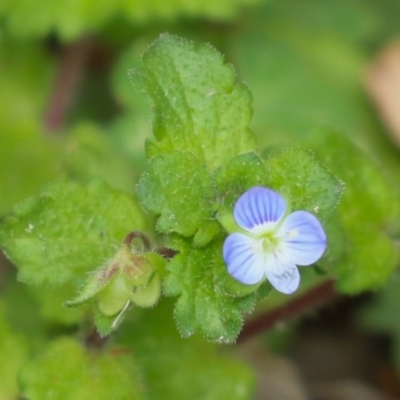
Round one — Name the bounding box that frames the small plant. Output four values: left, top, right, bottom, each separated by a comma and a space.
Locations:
1, 2, 400, 398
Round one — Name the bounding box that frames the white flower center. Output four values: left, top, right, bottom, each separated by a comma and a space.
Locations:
251, 227, 299, 257
261, 232, 279, 253
251, 231, 280, 256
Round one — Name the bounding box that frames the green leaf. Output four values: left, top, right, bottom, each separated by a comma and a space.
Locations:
93, 302, 127, 336
164, 237, 258, 343
264, 148, 344, 220
308, 129, 399, 292
132, 33, 256, 170
116, 299, 255, 400
214, 152, 268, 212
0, 179, 147, 286
19, 338, 143, 400
137, 151, 216, 237
0, 303, 28, 399
215, 148, 344, 221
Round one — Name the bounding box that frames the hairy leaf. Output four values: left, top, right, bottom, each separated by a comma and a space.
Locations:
164, 237, 258, 343
117, 299, 255, 400
214, 152, 268, 212
0, 179, 147, 286
265, 148, 344, 220
137, 151, 216, 237
132, 33, 256, 170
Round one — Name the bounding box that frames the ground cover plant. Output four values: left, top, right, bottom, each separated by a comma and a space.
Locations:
1, 1, 400, 398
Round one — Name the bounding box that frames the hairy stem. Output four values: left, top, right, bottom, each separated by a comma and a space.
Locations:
237, 279, 338, 343
123, 231, 151, 250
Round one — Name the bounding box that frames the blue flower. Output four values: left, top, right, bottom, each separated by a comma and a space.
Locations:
223, 187, 326, 294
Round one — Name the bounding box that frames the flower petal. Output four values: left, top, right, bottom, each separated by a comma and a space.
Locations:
223, 233, 265, 285
264, 255, 300, 294
234, 187, 287, 234
277, 211, 326, 266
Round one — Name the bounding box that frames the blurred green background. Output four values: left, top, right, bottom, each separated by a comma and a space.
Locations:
2, 0, 400, 216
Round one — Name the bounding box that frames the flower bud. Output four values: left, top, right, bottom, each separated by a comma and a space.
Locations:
65, 238, 165, 320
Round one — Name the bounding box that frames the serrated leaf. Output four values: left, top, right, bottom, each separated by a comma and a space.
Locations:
214, 152, 268, 212
264, 148, 344, 220
0, 179, 147, 286
164, 237, 258, 343
132, 33, 256, 170
137, 151, 215, 236
18, 338, 143, 400
116, 299, 255, 400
